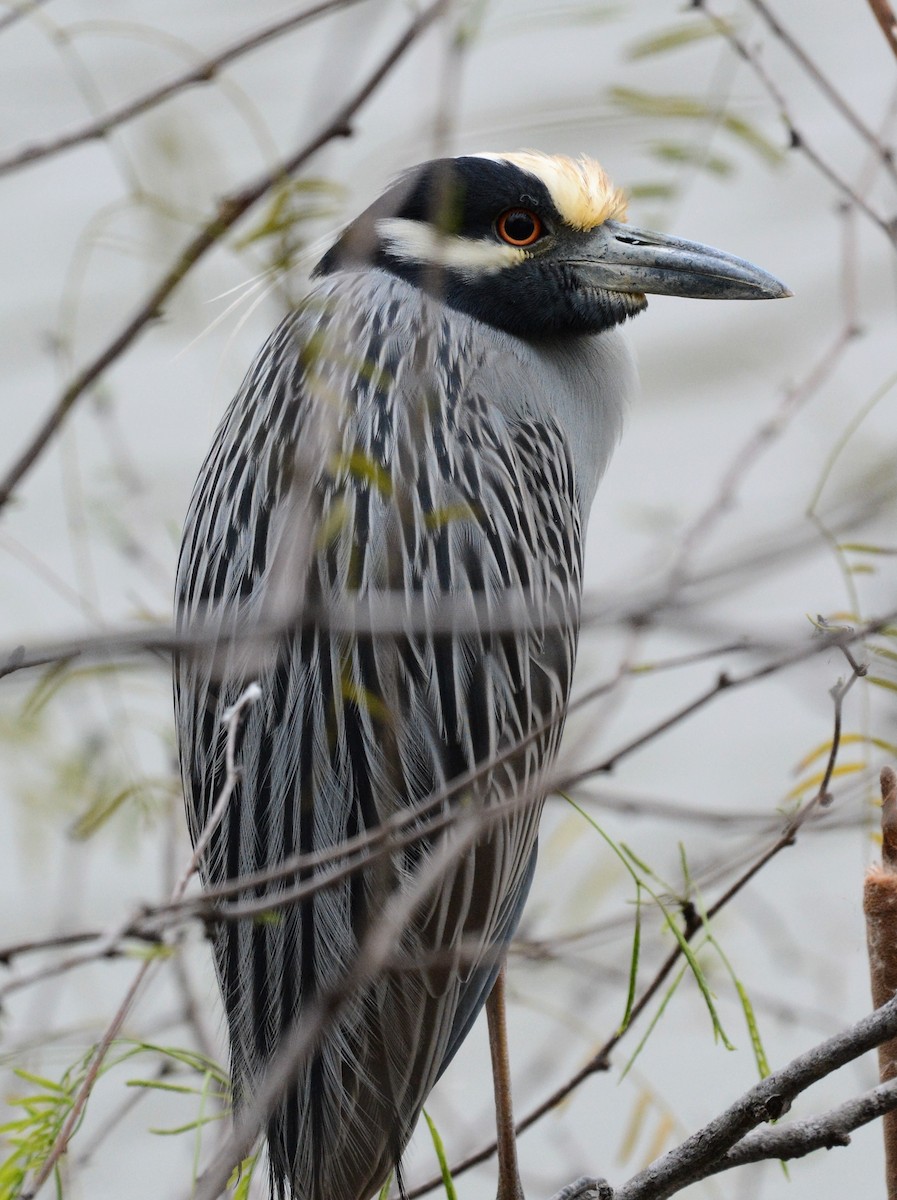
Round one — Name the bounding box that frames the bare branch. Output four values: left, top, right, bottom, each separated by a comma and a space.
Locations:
0, 0, 449, 512
744, 0, 897, 179
0, 0, 367, 179
868, 0, 897, 60
0, 0, 54, 36
17, 685, 259, 1200
409, 636, 873, 1196
613, 993, 897, 1199
711, 1078, 897, 1169
694, 0, 897, 244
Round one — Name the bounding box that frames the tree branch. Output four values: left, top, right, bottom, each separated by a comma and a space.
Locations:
17, 684, 259, 1200
867, 0, 897, 60
613, 993, 897, 1199
709, 1078, 897, 1170
0, 0, 367, 179
0, 0, 448, 512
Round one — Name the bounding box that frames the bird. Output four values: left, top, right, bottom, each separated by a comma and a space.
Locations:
173, 150, 788, 1200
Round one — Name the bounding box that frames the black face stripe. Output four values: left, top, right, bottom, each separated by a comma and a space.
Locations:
316, 157, 563, 279
315, 156, 642, 338
380, 157, 562, 241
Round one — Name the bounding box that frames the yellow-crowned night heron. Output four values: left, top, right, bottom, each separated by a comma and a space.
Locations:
174, 151, 788, 1200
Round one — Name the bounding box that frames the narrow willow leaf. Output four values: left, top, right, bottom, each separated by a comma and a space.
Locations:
11, 1069, 69, 1095
658, 912, 733, 1050
648, 140, 733, 175
149, 1112, 223, 1136
22, 661, 133, 722
627, 182, 678, 200
610, 86, 698, 116
868, 675, 897, 693
229, 1155, 258, 1200
233, 179, 343, 250
125, 1078, 201, 1095
795, 732, 896, 770
567, 800, 727, 1045
124, 1041, 229, 1084
839, 542, 897, 555
69, 782, 155, 839
784, 760, 867, 801
870, 646, 897, 664
621, 842, 673, 891
617, 1089, 652, 1164
619, 886, 642, 1033
736, 981, 770, 1079
643, 1112, 676, 1166
619, 842, 654, 876
627, 20, 731, 59
720, 113, 783, 163
621, 963, 689, 1079
562, 796, 641, 886
683, 850, 769, 1081
423, 1110, 457, 1200
608, 87, 782, 163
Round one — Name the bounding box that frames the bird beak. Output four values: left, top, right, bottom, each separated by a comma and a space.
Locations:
578, 219, 792, 300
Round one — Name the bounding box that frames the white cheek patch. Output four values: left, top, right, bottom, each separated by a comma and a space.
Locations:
376, 217, 525, 276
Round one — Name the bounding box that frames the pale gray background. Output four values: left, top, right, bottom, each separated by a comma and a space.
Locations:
0, 2, 895, 1198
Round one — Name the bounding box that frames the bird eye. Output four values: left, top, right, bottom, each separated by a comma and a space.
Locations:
496, 208, 543, 247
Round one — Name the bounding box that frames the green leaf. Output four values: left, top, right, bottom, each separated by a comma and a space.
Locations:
233, 178, 344, 252
608, 87, 784, 164
681, 848, 768, 1079
736, 980, 770, 1079
795, 731, 897, 769
150, 1112, 224, 1136
868, 675, 897, 693
69, 781, 161, 839
627, 19, 732, 59
11, 1069, 69, 1094
648, 140, 734, 176
627, 182, 678, 200
839, 542, 897, 555
619, 886, 642, 1033
622, 962, 689, 1078
565, 800, 731, 1049
423, 1110, 457, 1200
229, 1155, 258, 1200
125, 1078, 209, 1095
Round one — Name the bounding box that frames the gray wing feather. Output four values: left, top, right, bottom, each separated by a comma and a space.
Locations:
174, 272, 582, 1200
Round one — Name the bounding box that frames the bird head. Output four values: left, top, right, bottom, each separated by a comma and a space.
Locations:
315, 151, 790, 338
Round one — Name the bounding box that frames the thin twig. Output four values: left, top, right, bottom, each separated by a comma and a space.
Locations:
0, 0, 449, 512
868, 0, 897, 60
744, 0, 897, 179
0, 0, 367, 178
695, 0, 897, 244
0, 0, 53, 36
18, 685, 259, 1200
189, 809, 485, 1200
409, 640, 870, 1196
666, 322, 859, 591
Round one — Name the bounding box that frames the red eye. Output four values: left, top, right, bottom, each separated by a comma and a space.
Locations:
496, 208, 543, 247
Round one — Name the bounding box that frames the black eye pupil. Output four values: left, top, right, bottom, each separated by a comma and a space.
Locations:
504, 211, 536, 240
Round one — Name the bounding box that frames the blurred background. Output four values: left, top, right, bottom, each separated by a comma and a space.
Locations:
0, 1, 895, 1197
